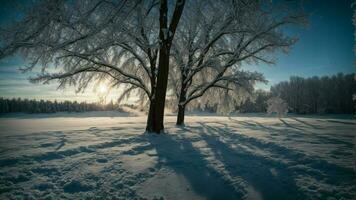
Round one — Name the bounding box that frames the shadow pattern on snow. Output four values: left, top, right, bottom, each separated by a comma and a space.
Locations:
141, 133, 243, 199
194, 123, 305, 200
229, 117, 354, 148
1, 119, 355, 200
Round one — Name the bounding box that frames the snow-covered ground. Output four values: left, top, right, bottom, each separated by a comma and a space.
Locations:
0, 112, 355, 199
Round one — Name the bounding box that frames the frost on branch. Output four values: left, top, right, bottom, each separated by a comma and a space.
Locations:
267, 96, 288, 117
0, 0, 160, 107
167, 0, 305, 119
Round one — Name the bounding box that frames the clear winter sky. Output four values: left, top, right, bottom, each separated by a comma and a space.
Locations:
0, 0, 355, 102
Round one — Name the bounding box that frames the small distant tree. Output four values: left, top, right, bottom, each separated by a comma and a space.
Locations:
267, 96, 288, 117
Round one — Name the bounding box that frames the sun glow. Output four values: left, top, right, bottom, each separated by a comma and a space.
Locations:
98, 84, 108, 94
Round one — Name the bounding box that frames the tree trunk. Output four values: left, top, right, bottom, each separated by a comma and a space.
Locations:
146, 99, 155, 132
153, 48, 169, 133
152, 0, 185, 133
176, 75, 187, 126
146, 56, 157, 132
152, 0, 169, 133
176, 104, 185, 126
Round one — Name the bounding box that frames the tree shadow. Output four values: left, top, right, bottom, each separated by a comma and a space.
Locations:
124, 121, 353, 199
229, 117, 353, 147
2, 122, 355, 199
142, 132, 243, 199
279, 118, 304, 131
290, 117, 321, 129
200, 122, 356, 199
225, 120, 355, 175
192, 123, 306, 200
322, 119, 356, 125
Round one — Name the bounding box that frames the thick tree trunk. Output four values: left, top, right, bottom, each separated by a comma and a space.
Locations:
176, 104, 185, 126
152, 0, 169, 133
153, 47, 169, 133
152, 0, 185, 133
146, 99, 155, 132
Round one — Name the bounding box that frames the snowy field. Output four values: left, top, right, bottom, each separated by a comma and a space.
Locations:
0, 112, 355, 200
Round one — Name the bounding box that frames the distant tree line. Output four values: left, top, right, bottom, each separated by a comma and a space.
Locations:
238, 90, 271, 113
1, 74, 354, 115
0, 98, 120, 114
271, 73, 355, 114
238, 73, 356, 114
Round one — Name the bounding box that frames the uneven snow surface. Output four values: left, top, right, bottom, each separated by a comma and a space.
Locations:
0, 114, 355, 199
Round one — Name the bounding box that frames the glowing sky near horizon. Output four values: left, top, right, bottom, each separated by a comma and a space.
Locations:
0, 0, 355, 102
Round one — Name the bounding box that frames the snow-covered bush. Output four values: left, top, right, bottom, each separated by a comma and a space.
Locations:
267, 96, 288, 117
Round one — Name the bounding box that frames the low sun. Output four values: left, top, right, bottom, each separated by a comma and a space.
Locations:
98, 84, 108, 94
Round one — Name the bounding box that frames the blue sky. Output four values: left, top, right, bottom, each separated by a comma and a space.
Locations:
254, 0, 355, 89
0, 0, 355, 101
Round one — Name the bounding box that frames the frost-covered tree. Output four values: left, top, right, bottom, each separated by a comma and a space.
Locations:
267, 96, 288, 117
183, 80, 257, 115
150, 0, 186, 133
0, 0, 186, 133
168, 0, 305, 125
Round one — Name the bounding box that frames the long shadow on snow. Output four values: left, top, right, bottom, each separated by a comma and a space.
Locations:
2, 122, 355, 199
279, 118, 304, 131
197, 122, 355, 190
121, 122, 355, 200
322, 119, 356, 125
191, 123, 306, 200
229, 117, 353, 147
129, 132, 244, 200
126, 121, 352, 200
290, 117, 322, 129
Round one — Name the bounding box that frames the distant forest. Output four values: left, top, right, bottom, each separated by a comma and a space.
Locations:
1, 73, 355, 115
0, 98, 121, 114
240, 73, 356, 114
